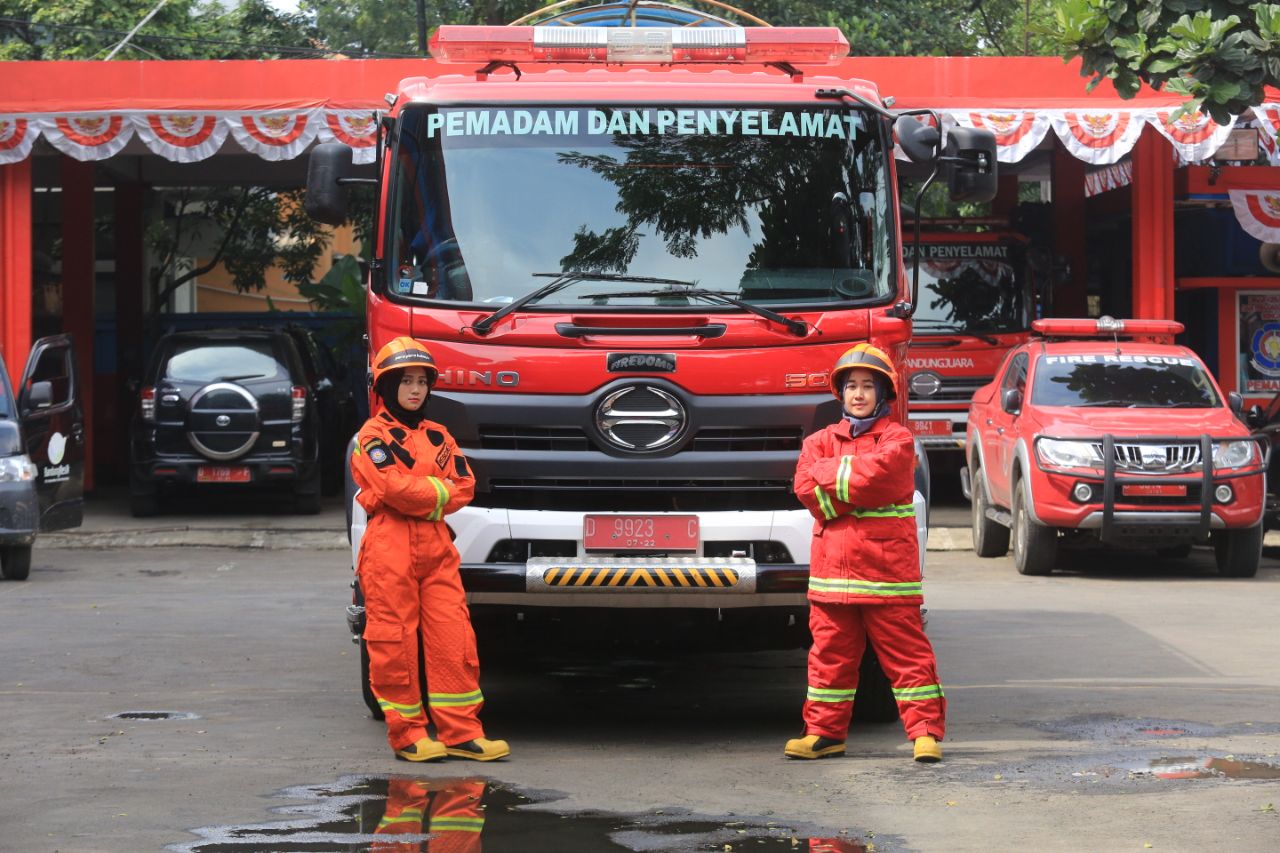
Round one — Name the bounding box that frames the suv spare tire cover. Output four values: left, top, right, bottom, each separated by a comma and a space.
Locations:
186, 382, 261, 461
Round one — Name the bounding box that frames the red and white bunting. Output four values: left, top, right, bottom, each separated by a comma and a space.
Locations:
1230, 189, 1280, 243
319, 111, 378, 164
952, 110, 1050, 163
226, 111, 319, 161
1254, 104, 1280, 165
39, 114, 134, 161
133, 114, 227, 163
0, 116, 39, 165
1084, 161, 1134, 198
1152, 109, 1236, 163
1050, 111, 1144, 165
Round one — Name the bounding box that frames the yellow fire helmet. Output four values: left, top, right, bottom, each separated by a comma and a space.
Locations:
829, 342, 897, 401
371, 336, 439, 385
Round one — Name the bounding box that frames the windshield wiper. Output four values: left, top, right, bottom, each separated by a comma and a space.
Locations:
576, 285, 808, 338
468, 271, 702, 336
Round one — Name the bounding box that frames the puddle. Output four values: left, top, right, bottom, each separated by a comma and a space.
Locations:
108, 711, 200, 721
1125, 756, 1280, 780
169, 775, 873, 852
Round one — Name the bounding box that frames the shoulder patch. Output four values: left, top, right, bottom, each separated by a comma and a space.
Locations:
389, 427, 407, 441
454, 455, 470, 478
363, 438, 393, 469
435, 444, 450, 468
426, 428, 445, 447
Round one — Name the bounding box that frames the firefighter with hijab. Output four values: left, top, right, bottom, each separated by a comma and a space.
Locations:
351, 337, 509, 762
785, 343, 945, 762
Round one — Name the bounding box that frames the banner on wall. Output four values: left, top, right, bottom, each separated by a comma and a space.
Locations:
1239, 291, 1280, 393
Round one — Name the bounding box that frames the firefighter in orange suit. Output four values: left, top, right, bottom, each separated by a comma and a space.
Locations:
372, 777, 486, 853
351, 336, 509, 763
785, 343, 945, 762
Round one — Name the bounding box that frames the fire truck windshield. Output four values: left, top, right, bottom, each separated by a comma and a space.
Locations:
909, 247, 1028, 337
386, 104, 892, 309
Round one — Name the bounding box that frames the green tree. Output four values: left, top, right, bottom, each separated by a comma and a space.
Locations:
1046, 0, 1280, 124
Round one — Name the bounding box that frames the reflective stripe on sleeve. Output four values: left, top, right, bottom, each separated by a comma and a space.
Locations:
813, 485, 837, 520
892, 683, 945, 702
427, 689, 484, 708
806, 685, 856, 703
835, 455, 853, 503
808, 577, 923, 596
427, 476, 448, 520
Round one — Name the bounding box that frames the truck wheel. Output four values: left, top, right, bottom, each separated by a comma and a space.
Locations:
1012, 480, 1056, 576
0, 545, 31, 581
1213, 525, 1263, 578
294, 468, 322, 515
358, 639, 384, 720
852, 646, 900, 724
971, 469, 1010, 558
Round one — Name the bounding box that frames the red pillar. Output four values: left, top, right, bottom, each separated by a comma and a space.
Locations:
60, 156, 95, 491
0, 161, 33, 391
1130, 129, 1175, 319
1050, 143, 1088, 317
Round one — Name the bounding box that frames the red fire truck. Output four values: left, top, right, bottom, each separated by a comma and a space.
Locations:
307, 4, 995, 664
905, 228, 1036, 455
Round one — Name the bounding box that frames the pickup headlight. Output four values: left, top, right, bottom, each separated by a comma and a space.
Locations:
0, 455, 37, 483
1036, 438, 1102, 470
1213, 440, 1258, 470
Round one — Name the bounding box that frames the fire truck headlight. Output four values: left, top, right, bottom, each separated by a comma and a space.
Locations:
1212, 440, 1257, 470
1036, 438, 1101, 471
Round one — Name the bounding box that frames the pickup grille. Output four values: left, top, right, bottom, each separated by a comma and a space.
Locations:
1100, 442, 1202, 472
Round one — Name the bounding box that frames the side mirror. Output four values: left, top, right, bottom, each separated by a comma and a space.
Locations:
944, 126, 998, 203
894, 115, 940, 164
26, 380, 53, 410
1228, 391, 1245, 416
305, 143, 354, 225
0, 420, 21, 456
1001, 387, 1022, 414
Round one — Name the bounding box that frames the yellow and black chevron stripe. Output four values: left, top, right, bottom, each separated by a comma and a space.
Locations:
542, 566, 740, 588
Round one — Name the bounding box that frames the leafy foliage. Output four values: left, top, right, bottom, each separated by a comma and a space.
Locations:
1046, 0, 1280, 123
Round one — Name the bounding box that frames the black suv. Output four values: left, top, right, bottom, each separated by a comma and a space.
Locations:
129, 328, 353, 516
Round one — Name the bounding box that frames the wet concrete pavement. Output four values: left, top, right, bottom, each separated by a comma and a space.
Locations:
3, 543, 1280, 851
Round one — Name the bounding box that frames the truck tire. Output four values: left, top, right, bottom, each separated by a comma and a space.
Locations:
1012, 479, 1056, 576
1213, 525, 1263, 578
294, 467, 322, 515
971, 469, 1010, 558
0, 545, 31, 581
852, 646, 900, 724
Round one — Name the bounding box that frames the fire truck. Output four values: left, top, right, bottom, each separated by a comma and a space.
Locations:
904, 227, 1036, 456
306, 2, 996, 710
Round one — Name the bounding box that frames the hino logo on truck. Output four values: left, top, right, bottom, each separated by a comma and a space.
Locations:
437, 369, 520, 387
608, 353, 676, 373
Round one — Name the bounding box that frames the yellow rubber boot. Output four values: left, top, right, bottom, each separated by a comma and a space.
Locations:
446, 737, 511, 761
784, 734, 845, 760
395, 737, 447, 762
913, 735, 942, 763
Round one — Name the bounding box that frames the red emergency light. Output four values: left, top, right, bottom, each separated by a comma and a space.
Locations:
1031, 317, 1185, 337
429, 25, 849, 66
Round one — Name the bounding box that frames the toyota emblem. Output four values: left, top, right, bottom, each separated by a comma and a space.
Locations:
595, 385, 687, 451
215, 415, 231, 427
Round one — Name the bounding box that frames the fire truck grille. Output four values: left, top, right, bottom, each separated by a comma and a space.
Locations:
908, 376, 993, 402
1097, 442, 1203, 472
477, 426, 803, 453
477, 479, 799, 512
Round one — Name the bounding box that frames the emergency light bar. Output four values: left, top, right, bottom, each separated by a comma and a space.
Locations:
1031, 317, 1185, 337
429, 25, 849, 65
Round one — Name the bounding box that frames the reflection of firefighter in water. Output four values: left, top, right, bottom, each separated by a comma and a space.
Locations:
373, 777, 487, 853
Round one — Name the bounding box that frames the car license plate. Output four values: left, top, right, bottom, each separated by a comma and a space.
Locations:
584, 515, 699, 551
1122, 484, 1187, 497
910, 419, 952, 437
197, 465, 251, 483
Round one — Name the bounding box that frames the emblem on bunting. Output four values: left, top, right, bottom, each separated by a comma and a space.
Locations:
42, 114, 134, 161
135, 114, 227, 163
1153, 109, 1235, 163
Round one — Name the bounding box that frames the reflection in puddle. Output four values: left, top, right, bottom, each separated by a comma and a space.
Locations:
169, 776, 869, 852
1129, 756, 1280, 780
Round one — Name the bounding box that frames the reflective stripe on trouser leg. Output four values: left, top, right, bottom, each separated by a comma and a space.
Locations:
427, 781, 487, 853
803, 601, 867, 739
419, 546, 485, 745
861, 604, 946, 741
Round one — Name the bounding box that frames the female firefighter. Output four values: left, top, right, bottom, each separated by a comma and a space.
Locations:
350, 336, 509, 763
785, 343, 945, 762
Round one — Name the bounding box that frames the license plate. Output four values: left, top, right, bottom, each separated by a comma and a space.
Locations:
584, 515, 699, 552
1122, 484, 1187, 497
910, 419, 952, 437
197, 466, 251, 483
